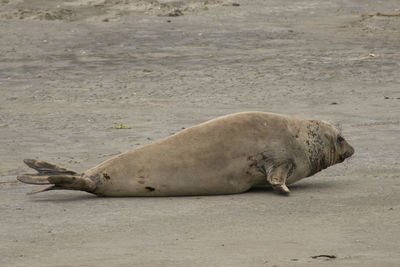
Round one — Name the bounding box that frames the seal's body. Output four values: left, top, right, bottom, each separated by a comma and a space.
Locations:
17, 112, 354, 196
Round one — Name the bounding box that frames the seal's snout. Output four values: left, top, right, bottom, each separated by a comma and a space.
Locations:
344, 145, 354, 159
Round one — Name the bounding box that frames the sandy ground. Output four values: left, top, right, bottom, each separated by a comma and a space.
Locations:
1, 0, 399, 266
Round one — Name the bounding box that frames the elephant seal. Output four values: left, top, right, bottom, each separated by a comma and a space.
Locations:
17, 112, 354, 196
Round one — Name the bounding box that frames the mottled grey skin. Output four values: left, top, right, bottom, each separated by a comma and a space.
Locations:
18, 112, 354, 196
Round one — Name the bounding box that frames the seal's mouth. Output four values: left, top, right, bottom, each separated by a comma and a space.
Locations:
345, 146, 355, 158
339, 146, 355, 163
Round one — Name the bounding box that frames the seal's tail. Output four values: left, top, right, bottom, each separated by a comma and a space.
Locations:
17, 159, 95, 195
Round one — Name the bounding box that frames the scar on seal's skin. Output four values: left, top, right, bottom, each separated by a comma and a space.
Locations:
145, 186, 155, 191
103, 173, 111, 180
248, 152, 274, 176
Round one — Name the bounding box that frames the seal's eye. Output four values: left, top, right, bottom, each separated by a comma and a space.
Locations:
337, 136, 344, 144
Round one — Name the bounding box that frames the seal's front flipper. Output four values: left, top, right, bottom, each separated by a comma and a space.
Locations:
17, 159, 96, 195
267, 162, 294, 195
272, 184, 290, 194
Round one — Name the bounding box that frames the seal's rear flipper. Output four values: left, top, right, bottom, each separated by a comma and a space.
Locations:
17, 158, 78, 185
22, 159, 77, 175
47, 175, 96, 192
17, 174, 52, 185
27, 185, 57, 195
17, 159, 96, 194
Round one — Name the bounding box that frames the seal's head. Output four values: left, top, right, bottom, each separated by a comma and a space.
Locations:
332, 133, 354, 163
321, 123, 355, 165
304, 120, 354, 175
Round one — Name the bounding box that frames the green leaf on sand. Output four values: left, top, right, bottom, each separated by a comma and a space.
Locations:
114, 124, 132, 129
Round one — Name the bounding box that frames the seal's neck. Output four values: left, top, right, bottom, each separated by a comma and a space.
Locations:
303, 120, 332, 175
326, 143, 340, 167
307, 147, 330, 175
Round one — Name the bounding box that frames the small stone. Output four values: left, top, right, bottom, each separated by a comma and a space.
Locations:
168, 9, 183, 17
